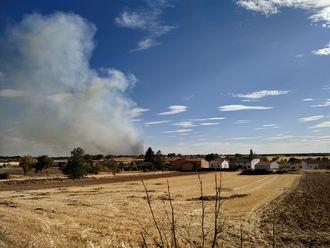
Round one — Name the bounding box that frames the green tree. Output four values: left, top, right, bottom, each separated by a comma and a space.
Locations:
249, 149, 257, 160
153, 150, 167, 170
144, 147, 155, 162
19, 155, 36, 175
205, 153, 219, 162
62, 147, 89, 178
35, 155, 53, 174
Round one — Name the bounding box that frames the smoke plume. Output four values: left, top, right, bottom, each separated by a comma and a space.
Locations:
0, 12, 143, 156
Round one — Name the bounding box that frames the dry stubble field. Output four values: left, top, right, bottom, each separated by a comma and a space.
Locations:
0, 172, 300, 247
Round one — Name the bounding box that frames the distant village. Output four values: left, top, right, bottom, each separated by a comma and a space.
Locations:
1, 148, 329, 178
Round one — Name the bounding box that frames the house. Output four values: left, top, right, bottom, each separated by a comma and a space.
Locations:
209, 159, 229, 169
170, 158, 209, 171
316, 161, 330, 169
254, 161, 280, 171
302, 161, 318, 170
242, 158, 260, 170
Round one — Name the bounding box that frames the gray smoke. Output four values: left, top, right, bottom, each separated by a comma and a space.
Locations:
0, 12, 144, 156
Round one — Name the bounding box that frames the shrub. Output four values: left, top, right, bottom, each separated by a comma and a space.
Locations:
0, 172, 10, 180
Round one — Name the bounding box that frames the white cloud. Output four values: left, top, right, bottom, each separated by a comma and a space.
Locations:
172, 121, 196, 128
262, 124, 279, 128
313, 43, 330, 56
219, 104, 273, 111
0, 12, 143, 155
268, 135, 294, 140
130, 107, 150, 118
236, 1, 330, 53
144, 120, 171, 126
158, 105, 187, 115
303, 98, 313, 101
233, 120, 251, 124
0, 89, 25, 97
115, 0, 175, 51
162, 129, 193, 134
254, 124, 279, 130
233, 90, 289, 99
299, 115, 324, 122
229, 136, 261, 140
310, 121, 330, 128
190, 117, 226, 121
310, 99, 330, 107
115, 11, 148, 29
236, 1, 330, 25
199, 122, 220, 126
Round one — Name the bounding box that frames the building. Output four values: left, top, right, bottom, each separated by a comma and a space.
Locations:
242, 158, 260, 170
254, 161, 280, 171
170, 158, 209, 171
302, 161, 318, 170
209, 159, 229, 169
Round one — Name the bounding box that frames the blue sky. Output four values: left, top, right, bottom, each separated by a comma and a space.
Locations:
0, 0, 330, 155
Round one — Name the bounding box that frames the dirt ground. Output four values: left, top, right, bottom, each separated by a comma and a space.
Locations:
258, 171, 330, 247
0, 172, 300, 247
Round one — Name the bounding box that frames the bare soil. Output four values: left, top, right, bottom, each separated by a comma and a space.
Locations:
258, 171, 330, 247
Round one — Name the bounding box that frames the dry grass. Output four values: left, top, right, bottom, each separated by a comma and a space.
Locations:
0, 172, 300, 247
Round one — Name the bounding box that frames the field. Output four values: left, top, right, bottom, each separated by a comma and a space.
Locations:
259, 171, 330, 247
0, 171, 306, 247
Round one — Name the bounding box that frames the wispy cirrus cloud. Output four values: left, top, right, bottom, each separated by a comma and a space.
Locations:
233, 90, 289, 99
313, 43, 330, 56
199, 122, 220, 126
144, 120, 171, 126
299, 115, 324, 122
219, 104, 273, 111
236, 0, 330, 25
130, 107, 150, 118
115, 0, 175, 51
229, 136, 261, 140
310, 121, 330, 129
310, 99, 330, 107
190, 117, 226, 122
302, 98, 314, 102
162, 128, 193, 134
172, 121, 196, 128
233, 119, 251, 124
255, 124, 279, 130
236, 0, 330, 55
158, 105, 187, 115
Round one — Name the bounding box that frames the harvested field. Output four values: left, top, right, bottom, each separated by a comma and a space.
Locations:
258, 171, 330, 247
0, 172, 300, 247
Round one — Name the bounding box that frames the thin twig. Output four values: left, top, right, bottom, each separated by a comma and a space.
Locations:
167, 179, 178, 248
197, 173, 206, 248
141, 177, 166, 248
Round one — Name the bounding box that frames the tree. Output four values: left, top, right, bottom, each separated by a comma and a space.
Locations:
153, 150, 167, 170
62, 147, 89, 179
205, 153, 219, 162
19, 155, 36, 175
35, 155, 53, 174
249, 149, 257, 160
144, 147, 155, 162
